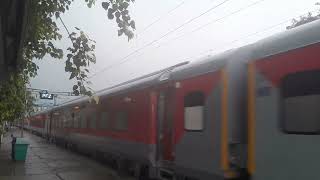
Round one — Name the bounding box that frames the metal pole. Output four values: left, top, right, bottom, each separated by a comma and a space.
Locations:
21, 117, 24, 137
54, 94, 57, 106
21, 87, 27, 138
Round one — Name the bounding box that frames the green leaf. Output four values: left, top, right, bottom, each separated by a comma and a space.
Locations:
101, 2, 110, 10
73, 85, 78, 90
108, 9, 115, 19
130, 21, 135, 29
80, 74, 87, 78
65, 65, 70, 72
122, 2, 129, 9
55, 12, 60, 19
112, 4, 118, 10
80, 86, 86, 94
69, 72, 77, 79
115, 11, 120, 18
85, 91, 93, 96
90, 55, 96, 63
74, 90, 80, 96
122, 9, 129, 15
48, 41, 54, 47
118, 29, 124, 36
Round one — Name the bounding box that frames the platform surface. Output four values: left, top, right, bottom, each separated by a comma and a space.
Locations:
0, 128, 135, 180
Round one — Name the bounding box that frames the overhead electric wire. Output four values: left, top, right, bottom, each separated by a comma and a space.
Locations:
89, 0, 232, 79
125, 0, 269, 64
172, 9, 320, 64
147, 0, 232, 43
215, 9, 320, 51
137, 0, 187, 36
90, 1, 316, 80
190, 0, 265, 35
155, 0, 266, 49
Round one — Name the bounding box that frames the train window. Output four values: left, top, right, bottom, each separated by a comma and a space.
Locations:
89, 114, 97, 129
60, 118, 64, 128
56, 119, 59, 128
52, 119, 55, 128
55, 120, 57, 129
71, 112, 75, 128
63, 116, 68, 128
68, 114, 72, 128
66, 113, 72, 128
73, 113, 79, 128
54, 119, 57, 128
100, 112, 109, 129
57, 119, 60, 128
281, 70, 320, 134
114, 111, 128, 131
80, 113, 87, 128
184, 91, 205, 131
62, 119, 65, 128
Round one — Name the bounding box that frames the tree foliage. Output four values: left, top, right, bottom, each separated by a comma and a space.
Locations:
66, 29, 96, 96
0, 74, 34, 125
101, 0, 136, 40
287, 3, 320, 29
23, 0, 135, 96
0, 0, 135, 125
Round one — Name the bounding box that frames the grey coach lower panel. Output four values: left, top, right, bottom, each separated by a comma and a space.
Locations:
65, 132, 156, 165
174, 86, 224, 178
253, 72, 320, 180
174, 164, 224, 180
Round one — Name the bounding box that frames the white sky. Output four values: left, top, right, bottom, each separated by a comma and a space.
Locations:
30, 0, 319, 105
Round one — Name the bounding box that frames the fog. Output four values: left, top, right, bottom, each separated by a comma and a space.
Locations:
30, 0, 318, 106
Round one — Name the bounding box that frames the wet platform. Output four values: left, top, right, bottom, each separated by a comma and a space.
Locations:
0, 128, 134, 180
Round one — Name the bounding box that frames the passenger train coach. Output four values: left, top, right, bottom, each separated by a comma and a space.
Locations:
25, 20, 320, 180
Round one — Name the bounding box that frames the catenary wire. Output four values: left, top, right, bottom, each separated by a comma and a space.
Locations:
137, 0, 187, 36
90, 1, 316, 80
154, 0, 266, 49
171, 9, 320, 64
89, 0, 232, 79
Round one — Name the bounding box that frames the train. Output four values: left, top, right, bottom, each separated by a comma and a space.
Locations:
25, 19, 320, 180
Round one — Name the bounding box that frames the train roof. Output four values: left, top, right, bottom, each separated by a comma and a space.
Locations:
48, 19, 320, 112
172, 19, 320, 79
29, 108, 52, 117
56, 61, 190, 109
252, 19, 320, 60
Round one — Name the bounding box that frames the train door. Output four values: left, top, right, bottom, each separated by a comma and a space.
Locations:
157, 87, 175, 162
50, 112, 57, 140
247, 44, 320, 180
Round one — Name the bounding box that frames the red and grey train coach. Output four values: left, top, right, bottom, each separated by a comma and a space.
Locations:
26, 20, 320, 180
26, 113, 46, 136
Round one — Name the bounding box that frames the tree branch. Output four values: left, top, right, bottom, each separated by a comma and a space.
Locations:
58, 16, 74, 44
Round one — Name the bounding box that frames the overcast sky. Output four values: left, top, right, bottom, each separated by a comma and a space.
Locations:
30, 0, 319, 105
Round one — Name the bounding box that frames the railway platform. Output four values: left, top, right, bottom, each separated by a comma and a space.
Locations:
0, 128, 134, 180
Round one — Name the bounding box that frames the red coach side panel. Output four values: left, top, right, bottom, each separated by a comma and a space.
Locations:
30, 114, 46, 129
63, 88, 154, 145
174, 71, 222, 144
